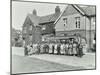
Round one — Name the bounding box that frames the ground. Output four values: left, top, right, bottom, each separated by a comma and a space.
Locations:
11, 47, 96, 74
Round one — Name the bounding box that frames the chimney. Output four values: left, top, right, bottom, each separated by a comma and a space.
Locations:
55, 6, 60, 14
33, 9, 37, 15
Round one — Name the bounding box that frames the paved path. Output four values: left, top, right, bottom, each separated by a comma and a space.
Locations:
12, 47, 96, 74
12, 55, 84, 74
29, 54, 95, 69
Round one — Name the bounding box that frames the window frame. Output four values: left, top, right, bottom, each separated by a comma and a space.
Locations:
63, 18, 67, 27
75, 17, 80, 28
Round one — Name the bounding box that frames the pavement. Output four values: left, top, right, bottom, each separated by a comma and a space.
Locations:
11, 47, 96, 74
29, 54, 95, 69
12, 55, 85, 74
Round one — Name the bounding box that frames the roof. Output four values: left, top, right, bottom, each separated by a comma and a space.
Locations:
24, 4, 95, 25
80, 6, 96, 16
23, 14, 40, 27
39, 14, 54, 24
25, 12, 61, 25
39, 13, 60, 24
71, 4, 96, 16
72, 4, 96, 16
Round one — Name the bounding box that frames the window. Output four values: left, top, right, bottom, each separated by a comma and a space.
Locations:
63, 18, 67, 27
29, 25, 33, 30
75, 17, 80, 28
42, 25, 46, 30
23, 27, 27, 33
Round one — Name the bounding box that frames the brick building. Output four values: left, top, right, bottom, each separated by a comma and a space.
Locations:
22, 6, 60, 45
54, 4, 96, 49
22, 4, 96, 49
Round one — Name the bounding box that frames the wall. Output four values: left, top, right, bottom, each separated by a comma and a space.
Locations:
55, 12, 96, 49
55, 13, 86, 31
85, 17, 96, 49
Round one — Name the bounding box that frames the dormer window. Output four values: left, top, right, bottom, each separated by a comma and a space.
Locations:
75, 17, 80, 28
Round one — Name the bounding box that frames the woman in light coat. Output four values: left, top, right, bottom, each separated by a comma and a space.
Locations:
65, 43, 69, 55
73, 42, 77, 56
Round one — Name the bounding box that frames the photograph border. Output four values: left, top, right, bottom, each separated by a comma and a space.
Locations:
10, 0, 97, 74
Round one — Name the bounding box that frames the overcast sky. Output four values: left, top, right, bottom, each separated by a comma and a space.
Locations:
12, 1, 66, 30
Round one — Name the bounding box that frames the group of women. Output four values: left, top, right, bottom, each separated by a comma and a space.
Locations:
24, 39, 86, 57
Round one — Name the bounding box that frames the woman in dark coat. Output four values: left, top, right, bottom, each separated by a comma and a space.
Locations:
37, 43, 41, 54
52, 44, 55, 54
77, 44, 83, 57
57, 43, 61, 55
24, 46, 28, 56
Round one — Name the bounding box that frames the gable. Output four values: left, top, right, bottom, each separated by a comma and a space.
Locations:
23, 14, 41, 28
28, 14, 40, 26
23, 16, 31, 27
62, 5, 80, 16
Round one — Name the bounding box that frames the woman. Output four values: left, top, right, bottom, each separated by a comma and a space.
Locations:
51, 43, 55, 54
33, 43, 38, 54
60, 43, 64, 54
27, 44, 32, 55
24, 45, 28, 56
65, 42, 69, 55
57, 43, 61, 55
54, 43, 57, 54
68, 43, 73, 56
73, 42, 77, 56
40, 43, 44, 54
77, 44, 83, 57
37, 43, 41, 54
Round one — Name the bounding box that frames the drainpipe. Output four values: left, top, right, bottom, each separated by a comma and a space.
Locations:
84, 16, 86, 43
89, 17, 92, 50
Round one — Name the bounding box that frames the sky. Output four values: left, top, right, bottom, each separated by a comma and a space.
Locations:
12, 1, 66, 30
